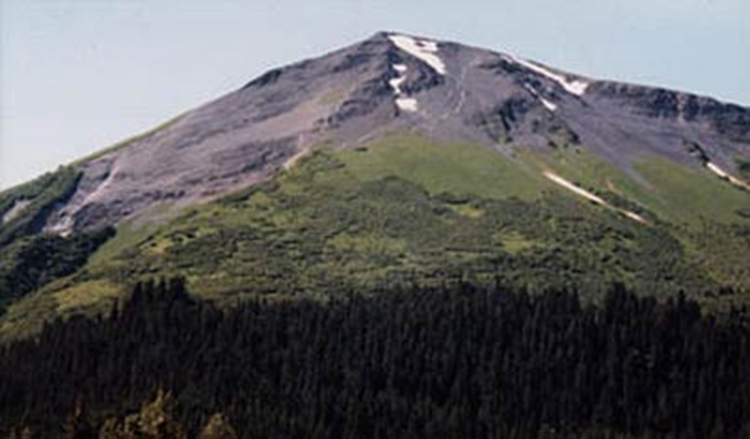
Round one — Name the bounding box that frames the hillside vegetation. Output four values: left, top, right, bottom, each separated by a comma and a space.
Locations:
0, 166, 81, 247
3, 135, 748, 340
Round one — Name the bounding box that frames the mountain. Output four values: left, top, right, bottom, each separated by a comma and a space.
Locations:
2, 31, 750, 439
1, 32, 749, 340
16, 31, 750, 234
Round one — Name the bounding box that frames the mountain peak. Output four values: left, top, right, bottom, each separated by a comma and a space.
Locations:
2, 31, 750, 349
10, 32, 743, 235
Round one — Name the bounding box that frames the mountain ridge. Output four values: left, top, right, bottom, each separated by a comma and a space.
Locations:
0, 31, 744, 235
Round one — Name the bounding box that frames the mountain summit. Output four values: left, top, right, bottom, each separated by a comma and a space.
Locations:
2, 31, 750, 438
1, 32, 749, 340
19, 31, 747, 234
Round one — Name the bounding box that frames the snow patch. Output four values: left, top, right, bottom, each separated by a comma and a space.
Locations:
543, 171, 646, 224
540, 98, 558, 112
511, 56, 589, 96
388, 74, 406, 95
387, 34, 446, 75
388, 63, 418, 112
706, 162, 729, 179
396, 97, 418, 112
623, 211, 647, 223
523, 83, 557, 111
544, 172, 606, 205
706, 162, 750, 191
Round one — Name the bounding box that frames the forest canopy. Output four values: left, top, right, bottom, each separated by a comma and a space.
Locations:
1, 279, 748, 438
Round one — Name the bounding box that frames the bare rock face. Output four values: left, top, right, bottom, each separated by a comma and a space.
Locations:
42, 32, 750, 233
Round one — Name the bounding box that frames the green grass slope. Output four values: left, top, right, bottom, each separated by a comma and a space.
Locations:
518, 147, 750, 228
339, 134, 546, 200
517, 147, 750, 293
5, 134, 746, 340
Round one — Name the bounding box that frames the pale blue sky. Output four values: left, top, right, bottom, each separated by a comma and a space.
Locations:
1, 0, 748, 189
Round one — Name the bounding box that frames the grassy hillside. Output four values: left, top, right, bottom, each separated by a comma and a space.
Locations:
514, 146, 750, 293
5, 134, 746, 340
517, 147, 750, 228
635, 157, 750, 226
0, 228, 114, 316
338, 134, 546, 200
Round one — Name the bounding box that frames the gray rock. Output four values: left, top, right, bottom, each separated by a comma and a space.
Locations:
42, 32, 749, 233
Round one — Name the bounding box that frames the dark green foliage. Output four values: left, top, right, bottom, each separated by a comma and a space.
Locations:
2, 145, 745, 343
1, 280, 748, 438
737, 158, 750, 181
692, 222, 750, 292
0, 228, 114, 314
0, 166, 82, 248
98, 152, 717, 302
0, 173, 59, 217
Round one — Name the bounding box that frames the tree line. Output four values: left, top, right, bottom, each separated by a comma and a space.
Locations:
0, 279, 748, 438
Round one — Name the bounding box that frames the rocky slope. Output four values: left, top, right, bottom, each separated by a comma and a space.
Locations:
1, 31, 742, 234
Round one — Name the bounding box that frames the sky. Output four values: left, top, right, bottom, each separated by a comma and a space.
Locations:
1, 0, 748, 190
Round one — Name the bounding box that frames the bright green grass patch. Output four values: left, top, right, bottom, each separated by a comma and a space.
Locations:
338, 134, 546, 201
517, 148, 660, 219
518, 148, 750, 228
517, 148, 646, 197
635, 157, 750, 227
